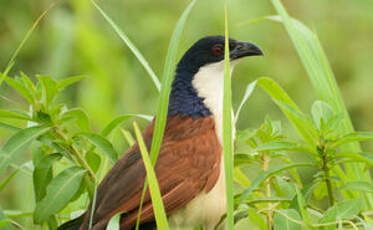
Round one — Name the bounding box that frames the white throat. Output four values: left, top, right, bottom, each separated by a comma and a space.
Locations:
192, 60, 235, 144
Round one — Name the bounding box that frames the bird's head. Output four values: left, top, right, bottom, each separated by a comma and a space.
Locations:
176, 35, 263, 74
169, 35, 263, 119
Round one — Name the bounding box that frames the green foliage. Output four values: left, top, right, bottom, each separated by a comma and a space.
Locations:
223, 2, 234, 229
1, 0, 373, 230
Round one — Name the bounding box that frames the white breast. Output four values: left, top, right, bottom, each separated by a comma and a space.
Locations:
168, 61, 235, 230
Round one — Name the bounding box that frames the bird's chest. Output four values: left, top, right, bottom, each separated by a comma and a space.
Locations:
168, 116, 233, 230
168, 158, 226, 230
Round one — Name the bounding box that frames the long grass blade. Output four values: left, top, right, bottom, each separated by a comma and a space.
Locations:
149, 0, 196, 163
134, 1, 197, 229
271, 0, 373, 207
223, 1, 234, 230
89, 0, 161, 91
133, 122, 169, 230
2, 0, 59, 77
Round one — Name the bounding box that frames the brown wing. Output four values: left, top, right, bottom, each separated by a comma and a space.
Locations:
79, 115, 222, 230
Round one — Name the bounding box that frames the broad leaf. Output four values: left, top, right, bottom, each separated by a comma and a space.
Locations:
37, 76, 58, 109
60, 108, 90, 132
4, 76, 35, 106
0, 110, 32, 120
79, 133, 118, 163
85, 151, 101, 173
34, 166, 86, 224
238, 163, 314, 202
106, 213, 121, 230
255, 141, 301, 152
57, 76, 86, 90
295, 187, 314, 229
319, 199, 363, 230
0, 207, 14, 230
0, 125, 50, 173
101, 114, 153, 137
341, 181, 373, 193
33, 153, 62, 201
274, 209, 302, 230
331, 132, 373, 149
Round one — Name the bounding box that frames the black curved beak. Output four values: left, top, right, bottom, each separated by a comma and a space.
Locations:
230, 41, 264, 60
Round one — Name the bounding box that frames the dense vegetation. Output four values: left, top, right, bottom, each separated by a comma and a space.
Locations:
1, 0, 373, 229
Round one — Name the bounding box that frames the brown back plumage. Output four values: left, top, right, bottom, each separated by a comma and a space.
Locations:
79, 115, 222, 230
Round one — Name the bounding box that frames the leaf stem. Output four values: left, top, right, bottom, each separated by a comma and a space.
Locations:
263, 154, 273, 230
318, 141, 335, 206
55, 128, 97, 183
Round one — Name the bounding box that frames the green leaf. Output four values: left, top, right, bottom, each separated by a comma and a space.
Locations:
235, 80, 257, 124
0, 208, 14, 230
341, 181, 373, 193
106, 213, 121, 230
37, 76, 58, 109
19, 72, 38, 98
57, 76, 86, 90
33, 153, 62, 202
294, 187, 314, 229
4, 76, 35, 106
0, 125, 51, 173
89, 0, 160, 91
0, 122, 21, 132
223, 3, 234, 230
270, 0, 373, 206
331, 132, 373, 149
79, 133, 118, 163
257, 77, 318, 146
319, 199, 363, 230
311, 100, 334, 130
334, 152, 373, 166
133, 122, 169, 230
60, 108, 90, 132
34, 166, 86, 224
85, 151, 101, 173
101, 114, 153, 137
0, 110, 32, 120
255, 141, 302, 152
274, 209, 302, 230
238, 163, 314, 203
134, 1, 196, 228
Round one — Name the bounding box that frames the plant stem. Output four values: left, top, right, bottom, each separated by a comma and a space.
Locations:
263, 154, 273, 230
55, 128, 97, 183
319, 143, 335, 206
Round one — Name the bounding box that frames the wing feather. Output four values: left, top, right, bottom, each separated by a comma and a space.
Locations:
80, 115, 221, 230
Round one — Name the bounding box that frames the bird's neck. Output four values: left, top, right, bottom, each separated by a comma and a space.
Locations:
168, 70, 212, 118
168, 61, 233, 143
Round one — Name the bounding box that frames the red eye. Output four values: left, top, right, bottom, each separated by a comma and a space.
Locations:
212, 45, 223, 55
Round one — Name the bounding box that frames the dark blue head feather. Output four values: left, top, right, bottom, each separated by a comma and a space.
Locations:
167, 36, 263, 118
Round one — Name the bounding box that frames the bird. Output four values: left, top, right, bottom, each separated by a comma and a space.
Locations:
58, 35, 263, 230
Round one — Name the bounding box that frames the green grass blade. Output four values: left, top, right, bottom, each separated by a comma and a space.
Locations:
134, 1, 196, 229
223, 2, 234, 230
89, 0, 161, 91
133, 122, 169, 230
234, 80, 257, 125
271, 0, 373, 206
256, 77, 318, 147
149, 0, 196, 164
2, 1, 58, 76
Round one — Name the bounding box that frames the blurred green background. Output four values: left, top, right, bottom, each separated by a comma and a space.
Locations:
1, 0, 373, 228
